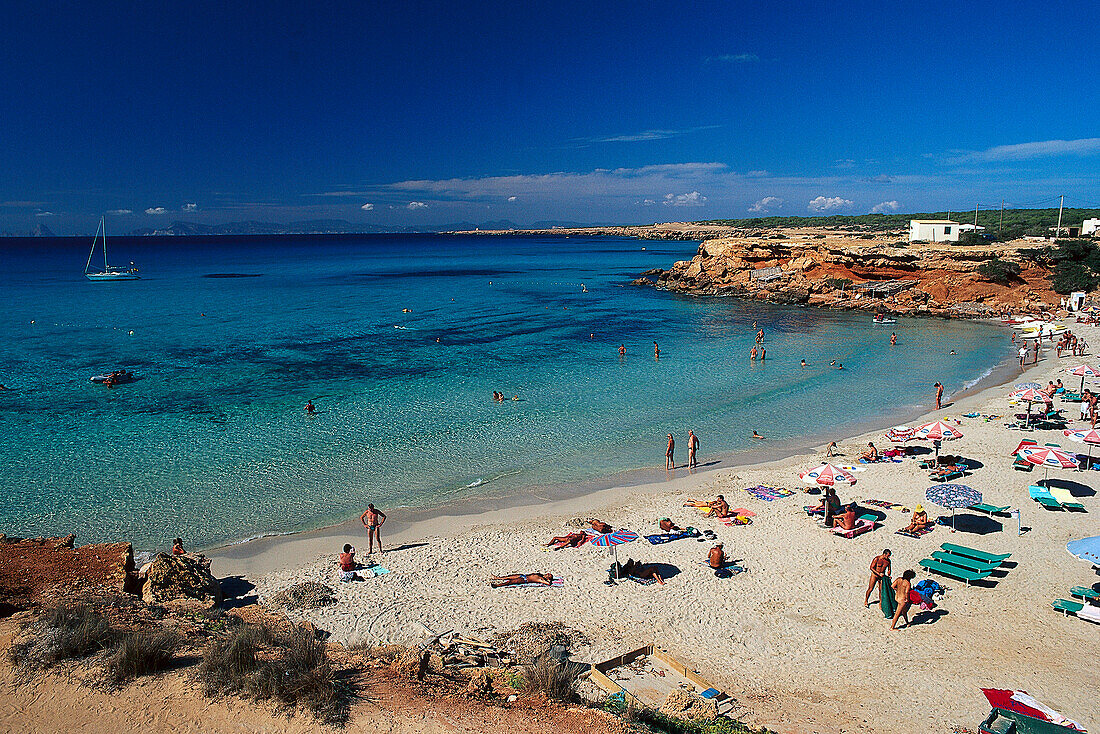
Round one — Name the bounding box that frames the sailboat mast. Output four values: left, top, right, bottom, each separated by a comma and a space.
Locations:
102, 217, 109, 270
85, 218, 103, 274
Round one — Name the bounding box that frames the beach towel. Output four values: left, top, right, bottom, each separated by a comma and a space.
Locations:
720, 516, 753, 526
500, 577, 565, 588
646, 530, 694, 545
895, 525, 934, 538
340, 564, 391, 582
880, 575, 897, 618
731, 507, 756, 517
864, 499, 910, 513
697, 560, 746, 576
625, 575, 657, 586
743, 485, 795, 502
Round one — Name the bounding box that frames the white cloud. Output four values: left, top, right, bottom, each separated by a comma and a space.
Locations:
34, 210, 56, 217
641, 198, 657, 206
145, 207, 168, 215
834, 159, 856, 169
950, 137, 1100, 164
105, 209, 132, 215
407, 201, 427, 210
507, 196, 517, 202
748, 196, 783, 213
662, 191, 707, 207
807, 196, 853, 212
182, 203, 198, 212
709, 53, 759, 63
576, 125, 721, 145
360, 203, 374, 211
871, 200, 901, 213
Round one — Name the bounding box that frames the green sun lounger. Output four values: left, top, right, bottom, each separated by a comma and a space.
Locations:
918, 558, 992, 585
1012, 457, 1034, 471
1028, 485, 1063, 510
1049, 487, 1086, 512
1070, 586, 1100, 603
1052, 598, 1084, 616
968, 503, 1011, 516
929, 551, 1001, 574
939, 543, 1011, 565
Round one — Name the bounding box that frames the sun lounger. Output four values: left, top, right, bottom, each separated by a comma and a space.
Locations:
918, 558, 992, 585
939, 542, 1011, 564
1012, 456, 1034, 471
1080, 605, 1100, 624
968, 503, 1011, 516
1049, 487, 1086, 511
929, 468, 966, 481
929, 551, 1001, 574
1028, 485, 1064, 510
1071, 586, 1100, 603
1051, 598, 1084, 616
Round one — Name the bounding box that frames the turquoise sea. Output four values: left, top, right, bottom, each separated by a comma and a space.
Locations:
0, 234, 1014, 549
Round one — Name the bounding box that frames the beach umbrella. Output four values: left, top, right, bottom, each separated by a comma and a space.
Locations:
589, 528, 639, 579
1063, 428, 1100, 469
1016, 445, 1079, 484
1067, 536, 1100, 567
885, 426, 916, 443
914, 421, 963, 460
925, 483, 982, 532
1066, 364, 1100, 394
799, 463, 857, 487
1008, 387, 1051, 427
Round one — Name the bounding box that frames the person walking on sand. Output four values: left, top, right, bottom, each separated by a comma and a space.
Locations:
687, 430, 699, 468
360, 503, 387, 553
891, 569, 916, 630
665, 433, 675, 469
934, 382, 944, 410
865, 549, 891, 607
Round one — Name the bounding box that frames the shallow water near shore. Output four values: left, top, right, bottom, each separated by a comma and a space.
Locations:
0, 234, 1013, 548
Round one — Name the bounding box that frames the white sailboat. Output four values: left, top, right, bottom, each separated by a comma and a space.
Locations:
85, 217, 139, 281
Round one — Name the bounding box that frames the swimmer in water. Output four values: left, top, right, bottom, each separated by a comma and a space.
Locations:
801, 359, 807, 368
619, 344, 625, 356
305, 400, 316, 414
654, 342, 660, 359
890, 332, 897, 345
751, 346, 758, 361
760, 348, 766, 361
753, 430, 764, 439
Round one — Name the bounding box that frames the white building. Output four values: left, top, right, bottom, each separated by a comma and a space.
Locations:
1083, 218, 1100, 236
909, 219, 960, 242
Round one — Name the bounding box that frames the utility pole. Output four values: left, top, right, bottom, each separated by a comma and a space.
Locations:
1055, 195, 1064, 240
999, 200, 1004, 237
974, 203, 979, 228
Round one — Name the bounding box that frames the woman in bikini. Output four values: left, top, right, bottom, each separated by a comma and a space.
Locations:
491, 572, 554, 587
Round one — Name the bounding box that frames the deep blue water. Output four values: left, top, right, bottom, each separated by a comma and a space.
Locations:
0, 234, 1013, 548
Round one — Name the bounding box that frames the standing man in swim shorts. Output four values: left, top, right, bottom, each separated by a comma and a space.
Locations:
934, 382, 944, 410
687, 430, 699, 468
665, 433, 675, 470
360, 503, 387, 554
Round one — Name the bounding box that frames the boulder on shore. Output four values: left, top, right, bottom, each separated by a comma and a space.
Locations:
141, 553, 224, 606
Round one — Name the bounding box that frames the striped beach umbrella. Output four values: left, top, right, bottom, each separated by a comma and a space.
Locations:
1009, 387, 1052, 427
926, 483, 982, 532
589, 528, 639, 579
885, 426, 917, 443
1066, 364, 1100, 394
914, 421, 963, 460
799, 463, 857, 487
1017, 445, 1079, 483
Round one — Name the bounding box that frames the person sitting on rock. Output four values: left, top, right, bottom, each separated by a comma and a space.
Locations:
171, 537, 185, 556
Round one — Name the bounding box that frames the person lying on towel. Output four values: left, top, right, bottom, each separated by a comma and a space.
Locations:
617, 558, 665, 585
546, 531, 587, 549
900, 505, 932, 534
490, 572, 555, 587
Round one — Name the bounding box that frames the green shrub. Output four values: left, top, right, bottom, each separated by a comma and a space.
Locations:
822, 278, 852, 290
976, 258, 1021, 284
1051, 239, 1100, 294
103, 630, 181, 687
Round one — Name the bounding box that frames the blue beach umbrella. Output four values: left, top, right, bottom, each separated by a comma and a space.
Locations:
926, 483, 982, 532
590, 529, 640, 579
1067, 536, 1100, 567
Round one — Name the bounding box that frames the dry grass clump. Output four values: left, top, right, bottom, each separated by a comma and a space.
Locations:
196, 623, 350, 725
523, 657, 579, 702
102, 629, 182, 687
9, 604, 114, 672
266, 582, 336, 610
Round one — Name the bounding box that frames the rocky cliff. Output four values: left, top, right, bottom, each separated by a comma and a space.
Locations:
636, 235, 1060, 317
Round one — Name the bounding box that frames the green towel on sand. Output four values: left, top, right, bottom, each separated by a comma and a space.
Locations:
880, 575, 897, 619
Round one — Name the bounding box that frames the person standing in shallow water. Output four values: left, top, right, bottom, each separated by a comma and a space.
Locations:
654, 341, 660, 359
360, 503, 387, 553
687, 430, 699, 468
934, 382, 944, 410
665, 433, 675, 470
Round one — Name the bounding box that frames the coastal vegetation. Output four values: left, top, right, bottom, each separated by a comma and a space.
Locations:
701, 207, 1100, 240
1014, 239, 1100, 293
975, 257, 1021, 284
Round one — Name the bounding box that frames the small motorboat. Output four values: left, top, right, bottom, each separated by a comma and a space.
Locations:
872, 316, 897, 324
91, 370, 135, 386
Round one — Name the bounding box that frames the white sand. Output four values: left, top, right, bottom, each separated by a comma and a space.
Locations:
217, 320, 1100, 734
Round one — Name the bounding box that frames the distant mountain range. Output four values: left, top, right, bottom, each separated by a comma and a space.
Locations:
123, 219, 609, 236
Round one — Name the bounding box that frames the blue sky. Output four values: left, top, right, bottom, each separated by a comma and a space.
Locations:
2, 0, 1098, 233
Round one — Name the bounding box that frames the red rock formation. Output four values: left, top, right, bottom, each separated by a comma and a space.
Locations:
0, 535, 136, 613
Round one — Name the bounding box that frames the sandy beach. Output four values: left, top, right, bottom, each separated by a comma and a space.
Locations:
212, 319, 1100, 734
